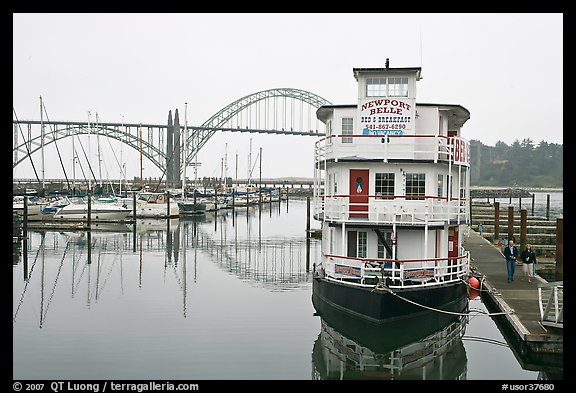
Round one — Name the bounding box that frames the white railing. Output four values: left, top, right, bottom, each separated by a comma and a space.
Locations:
538, 281, 563, 328
318, 195, 468, 225
320, 252, 470, 290
315, 133, 469, 164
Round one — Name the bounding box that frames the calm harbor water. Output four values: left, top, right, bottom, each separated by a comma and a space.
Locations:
13, 194, 562, 381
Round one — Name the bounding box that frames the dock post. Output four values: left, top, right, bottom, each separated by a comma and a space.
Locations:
23, 195, 28, 238
306, 196, 311, 272
132, 192, 137, 219
520, 208, 527, 251
546, 194, 551, 221
87, 191, 92, 228
494, 201, 500, 241
507, 205, 514, 242
306, 196, 311, 236
531, 193, 535, 216
132, 192, 137, 252
556, 216, 563, 280
87, 230, 92, 264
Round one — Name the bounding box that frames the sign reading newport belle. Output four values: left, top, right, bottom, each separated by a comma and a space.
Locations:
358, 97, 415, 136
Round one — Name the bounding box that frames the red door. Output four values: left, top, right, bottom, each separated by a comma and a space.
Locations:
448, 225, 459, 278
349, 169, 369, 218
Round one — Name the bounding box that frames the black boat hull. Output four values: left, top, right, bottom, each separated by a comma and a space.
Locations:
312, 276, 468, 325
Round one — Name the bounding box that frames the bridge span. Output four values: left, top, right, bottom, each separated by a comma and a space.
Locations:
13, 88, 330, 189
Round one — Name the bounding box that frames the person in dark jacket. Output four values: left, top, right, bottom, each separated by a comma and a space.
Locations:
520, 244, 537, 283
503, 239, 519, 283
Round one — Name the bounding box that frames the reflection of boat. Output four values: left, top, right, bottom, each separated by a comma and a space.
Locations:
62, 222, 132, 234
312, 294, 468, 380
136, 218, 179, 233
312, 64, 472, 323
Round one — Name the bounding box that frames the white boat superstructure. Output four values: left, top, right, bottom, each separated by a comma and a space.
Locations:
53, 198, 132, 222
134, 191, 180, 218
312, 62, 472, 322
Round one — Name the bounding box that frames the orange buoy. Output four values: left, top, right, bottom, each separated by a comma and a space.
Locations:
469, 276, 480, 289
469, 288, 480, 300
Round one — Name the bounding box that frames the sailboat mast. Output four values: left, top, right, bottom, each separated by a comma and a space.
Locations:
40, 96, 45, 193
139, 124, 143, 187
183, 103, 187, 198
87, 111, 92, 192
120, 114, 124, 196
248, 138, 252, 185
96, 113, 102, 189
72, 121, 76, 193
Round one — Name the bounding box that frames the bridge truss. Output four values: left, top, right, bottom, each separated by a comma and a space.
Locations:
13, 88, 330, 178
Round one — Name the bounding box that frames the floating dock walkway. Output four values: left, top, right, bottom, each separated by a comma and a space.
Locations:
463, 228, 563, 373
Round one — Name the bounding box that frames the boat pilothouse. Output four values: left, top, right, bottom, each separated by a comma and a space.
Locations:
312, 61, 472, 323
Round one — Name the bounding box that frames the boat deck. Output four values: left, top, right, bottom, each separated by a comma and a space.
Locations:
463, 227, 563, 371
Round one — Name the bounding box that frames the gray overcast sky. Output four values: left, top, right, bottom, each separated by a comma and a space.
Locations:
13, 13, 563, 183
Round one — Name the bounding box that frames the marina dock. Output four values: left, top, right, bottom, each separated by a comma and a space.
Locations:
463, 228, 563, 373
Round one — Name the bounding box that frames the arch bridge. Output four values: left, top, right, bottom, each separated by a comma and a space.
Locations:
13, 88, 330, 182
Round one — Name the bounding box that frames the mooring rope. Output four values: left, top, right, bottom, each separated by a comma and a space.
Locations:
372, 281, 513, 317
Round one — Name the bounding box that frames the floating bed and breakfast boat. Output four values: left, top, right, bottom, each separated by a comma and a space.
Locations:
312, 60, 473, 323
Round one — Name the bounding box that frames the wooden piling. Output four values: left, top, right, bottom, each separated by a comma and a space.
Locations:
23, 195, 28, 237
306, 196, 311, 236
87, 192, 92, 228
306, 196, 311, 271
556, 216, 563, 279
132, 192, 137, 252
507, 205, 514, 242
520, 208, 527, 250
546, 194, 551, 221
494, 201, 500, 240
166, 191, 170, 218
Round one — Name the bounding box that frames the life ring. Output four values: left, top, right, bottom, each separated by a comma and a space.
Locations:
157, 194, 165, 203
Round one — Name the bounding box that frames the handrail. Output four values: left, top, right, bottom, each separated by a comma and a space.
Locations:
538, 281, 563, 328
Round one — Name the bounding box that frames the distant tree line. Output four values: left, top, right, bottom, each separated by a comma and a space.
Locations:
470, 139, 563, 187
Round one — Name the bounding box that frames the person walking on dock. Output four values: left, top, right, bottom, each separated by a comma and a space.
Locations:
520, 244, 536, 283
503, 239, 519, 283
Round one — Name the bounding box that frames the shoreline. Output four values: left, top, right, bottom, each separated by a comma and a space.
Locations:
470, 186, 562, 192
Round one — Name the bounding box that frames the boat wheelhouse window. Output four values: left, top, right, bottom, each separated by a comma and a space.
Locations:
342, 117, 353, 143
375, 173, 395, 198
366, 77, 408, 97
366, 77, 387, 97
388, 77, 409, 97
406, 173, 426, 200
